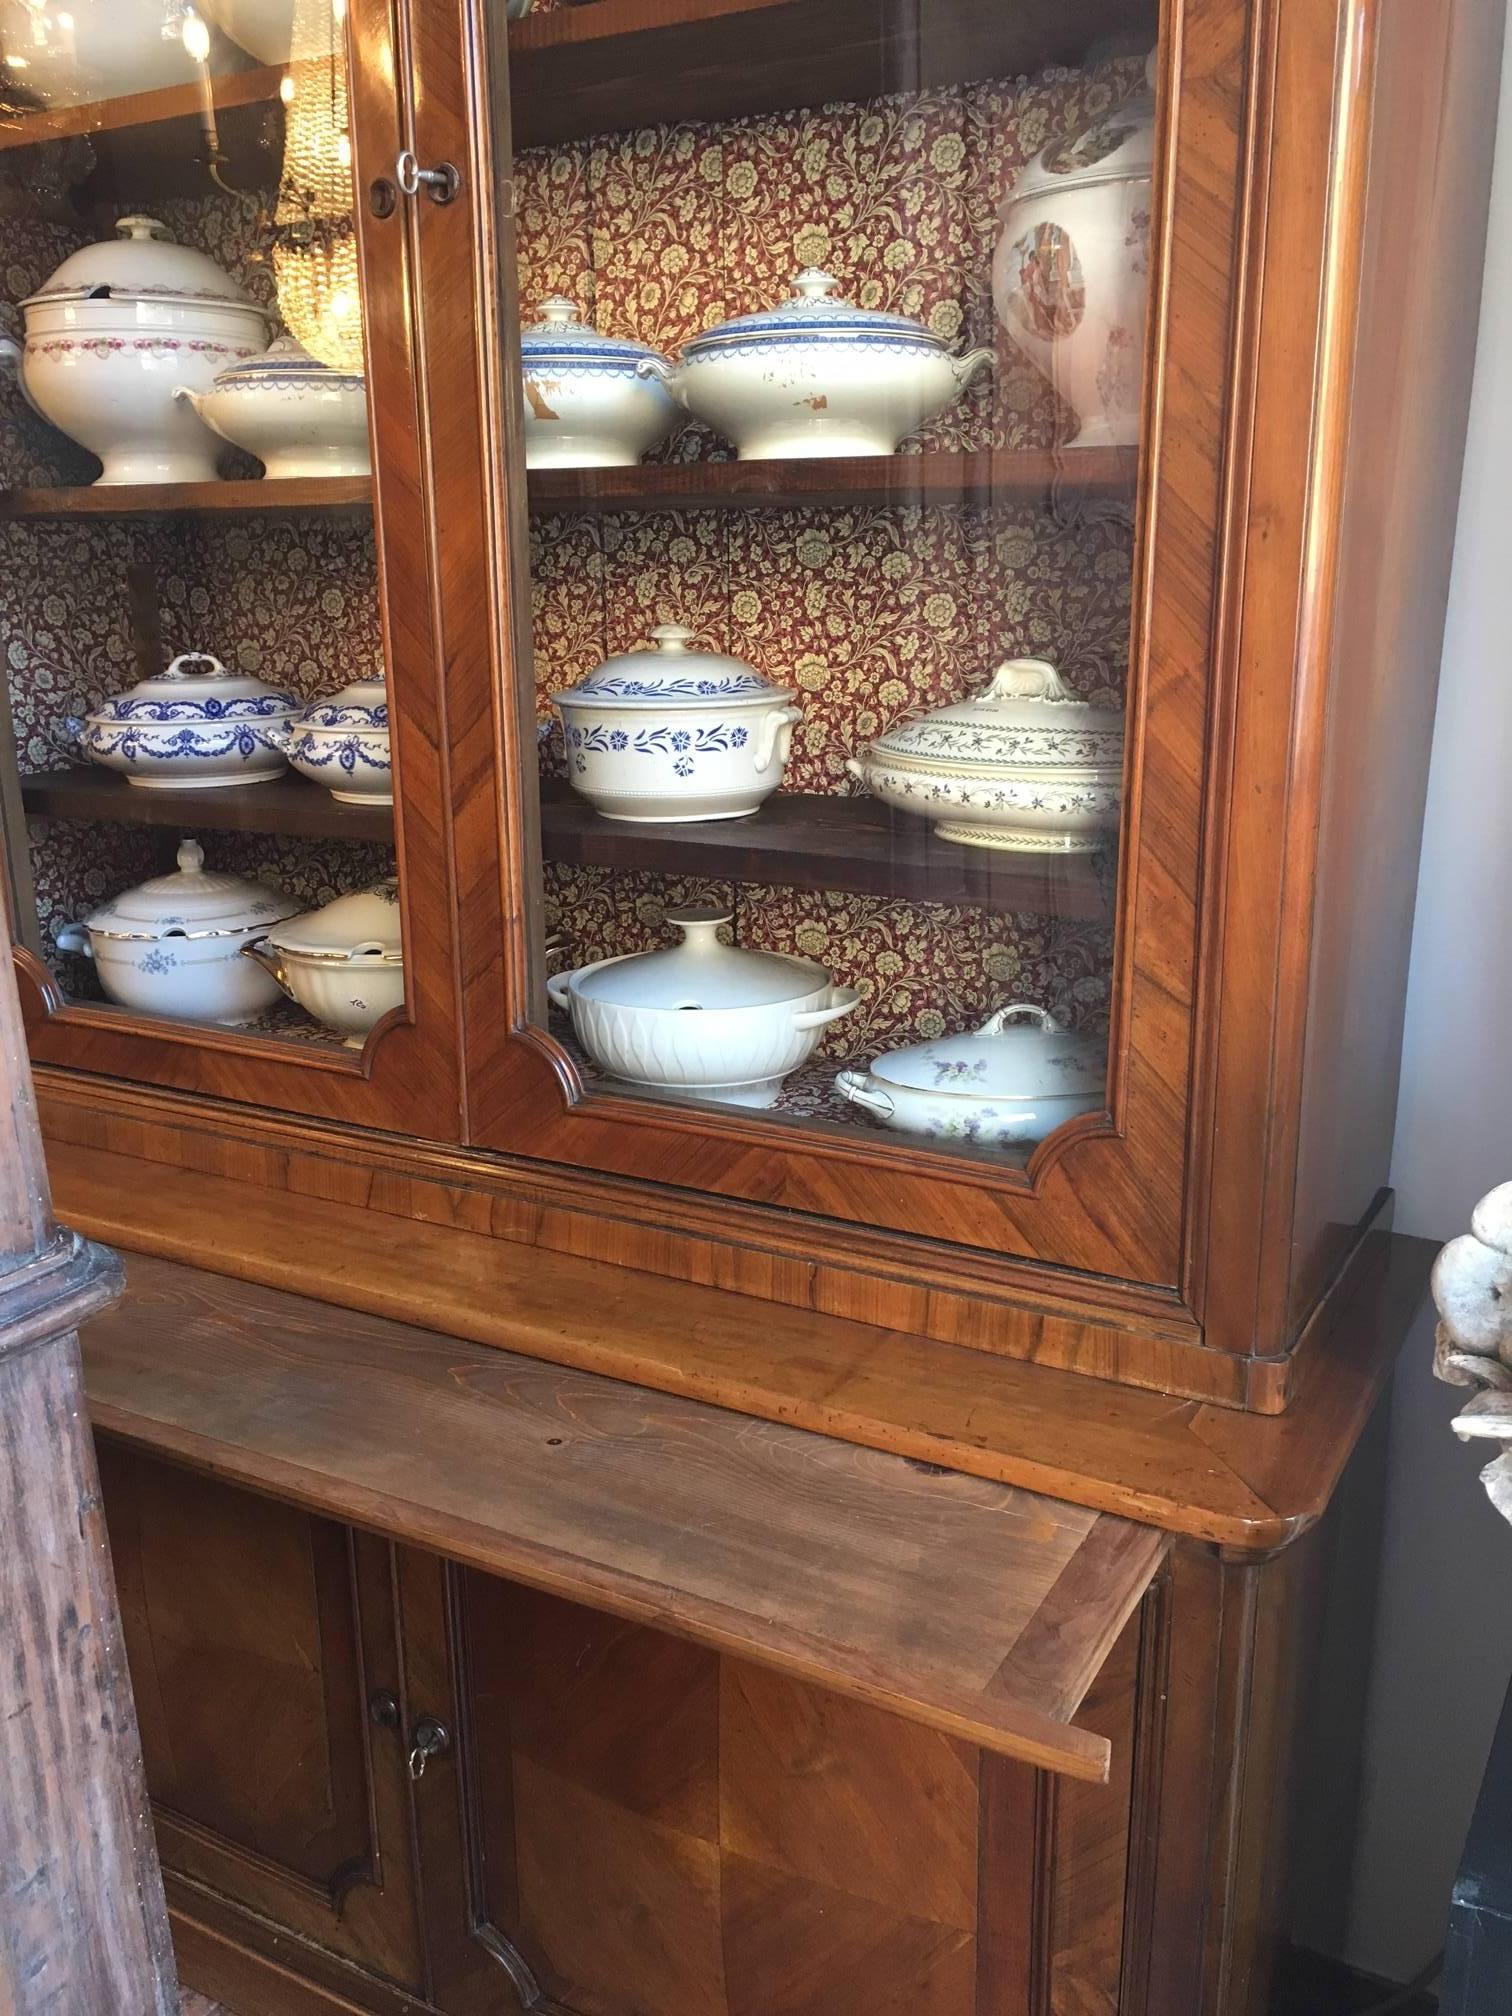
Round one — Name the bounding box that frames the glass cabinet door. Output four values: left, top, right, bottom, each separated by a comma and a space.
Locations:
477, 0, 1200, 1281
0, 0, 465, 1132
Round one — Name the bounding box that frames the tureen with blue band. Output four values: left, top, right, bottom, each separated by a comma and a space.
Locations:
550, 625, 801, 823
68, 652, 300, 790
285, 676, 392, 805
175, 335, 370, 479
637, 269, 994, 459
520, 297, 679, 468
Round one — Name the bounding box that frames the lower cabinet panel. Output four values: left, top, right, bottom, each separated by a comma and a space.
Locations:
448, 1574, 1143, 2016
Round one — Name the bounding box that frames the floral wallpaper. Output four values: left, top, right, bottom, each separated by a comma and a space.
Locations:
1, 53, 1139, 1097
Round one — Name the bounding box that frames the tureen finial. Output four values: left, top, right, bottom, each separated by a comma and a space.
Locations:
115, 215, 173, 243
535, 296, 579, 327
980, 658, 1075, 705
792, 269, 840, 300
650, 624, 697, 653
175, 838, 206, 875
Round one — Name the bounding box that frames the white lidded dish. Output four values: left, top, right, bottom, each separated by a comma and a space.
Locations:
551, 625, 801, 823
0, 216, 273, 485
243, 878, 404, 1045
836, 1003, 1104, 1145
55, 838, 297, 1026
284, 677, 391, 804
175, 335, 371, 479
992, 68, 1157, 450
67, 651, 300, 790
638, 269, 993, 460
520, 297, 679, 468
846, 657, 1124, 853
547, 906, 859, 1107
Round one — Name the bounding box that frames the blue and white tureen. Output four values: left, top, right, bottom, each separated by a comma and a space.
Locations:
520, 297, 678, 468
285, 676, 391, 805
638, 269, 993, 460
551, 625, 802, 823
55, 839, 297, 1027
175, 335, 370, 479
68, 652, 300, 790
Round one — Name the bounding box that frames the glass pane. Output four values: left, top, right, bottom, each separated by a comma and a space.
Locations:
0, 0, 399, 1055
500, 0, 1158, 1167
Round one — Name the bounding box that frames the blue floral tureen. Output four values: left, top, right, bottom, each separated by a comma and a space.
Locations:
286, 676, 392, 807
550, 625, 801, 824
519, 297, 678, 469
639, 269, 993, 460
69, 652, 300, 791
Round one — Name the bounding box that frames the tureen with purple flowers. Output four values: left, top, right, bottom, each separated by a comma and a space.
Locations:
550, 625, 801, 823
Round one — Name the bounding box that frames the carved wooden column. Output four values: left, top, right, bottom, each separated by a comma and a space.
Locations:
0, 947, 178, 2012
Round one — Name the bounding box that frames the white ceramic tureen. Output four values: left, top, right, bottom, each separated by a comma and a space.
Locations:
638, 270, 993, 460
547, 907, 858, 1107
0, 216, 272, 484
67, 652, 300, 790
836, 1004, 1103, 1145
55, 838, 297, 1025
284, 677, 391, 804
551, 626, 801, 822
174, 336, 370, 478
243, 879, 404, 1043
846, 657, 1124, 853
520, 298, 679, 468
992, 71, 1156, 448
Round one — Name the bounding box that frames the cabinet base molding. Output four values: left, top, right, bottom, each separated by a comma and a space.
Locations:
171, 1906, 425, 2016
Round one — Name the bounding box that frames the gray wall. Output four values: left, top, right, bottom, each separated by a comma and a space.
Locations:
1332, 26, 1512, 1980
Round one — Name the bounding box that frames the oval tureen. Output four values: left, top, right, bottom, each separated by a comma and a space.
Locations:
0, 215, 272, 484
639, 269, 993, 459
520, 298, 678, 468
847, 657, 1124, 853
243, 879, 404, 1044
68, 652, 300, 790
551, 625, 801, 822
55, 838, 297, 1025
285, 676, 391, 804
547, 907, 858, 1107
836, 1003, 1103, 1145
992, 71, 1156, 448
174, 335, 370, 478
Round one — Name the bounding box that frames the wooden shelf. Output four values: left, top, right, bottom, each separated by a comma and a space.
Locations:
508, 0, 1152, 149
20, 769, 393, 845
0, 477, 372, 522
527, 446, 1138, 517
81, 1248, 1171, 1780
541, 783, 1110, 917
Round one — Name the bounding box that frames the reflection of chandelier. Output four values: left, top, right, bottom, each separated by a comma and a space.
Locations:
273, 0, 362, 373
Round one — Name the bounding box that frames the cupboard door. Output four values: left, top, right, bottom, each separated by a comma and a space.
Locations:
96, 1442, 427, 1993
1, 0, 488, 1137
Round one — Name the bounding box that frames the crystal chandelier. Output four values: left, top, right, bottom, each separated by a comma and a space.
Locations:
272, 0, 363, 373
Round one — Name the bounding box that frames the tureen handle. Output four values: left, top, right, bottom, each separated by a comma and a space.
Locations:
163, 652, 228, 682
754, 704, 803, 776
634, 354, 684, 402
976, 1002, 1066, 1037
951, 345, 995, 388
545, 971, 575, 1010
835, 1069, 894, 1119
792, 986, 861, 1031
978, 658, 1073, 705
54, 923, 93, 959
239, 936, 292, 995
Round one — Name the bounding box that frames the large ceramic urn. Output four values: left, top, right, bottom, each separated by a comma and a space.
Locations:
991, 73, 1155, 449
0, 215, 272, 484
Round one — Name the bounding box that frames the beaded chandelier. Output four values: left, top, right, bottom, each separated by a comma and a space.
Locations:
272, 0, 363, 373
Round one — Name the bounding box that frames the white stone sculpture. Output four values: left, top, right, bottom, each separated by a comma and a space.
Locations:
1432, 1181, 1512, 1524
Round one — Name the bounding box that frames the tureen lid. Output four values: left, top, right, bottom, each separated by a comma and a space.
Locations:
551, 626, 788, 708
25, 214, 267, 312
569, 908, 827, 1010
82, 839, 296, 942
209, 334, 364, 391
294, 676, 389, 730
1006, 76, 1157, 205
268, 879, 403, 963
681, 270, 950, 356
84, 652, 299, 726
866, 1004, 1104, 1102
867, 659, 1123, 769
521, 296, 670, 372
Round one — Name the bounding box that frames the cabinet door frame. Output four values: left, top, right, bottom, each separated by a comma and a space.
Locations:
10, 0, 478, 1141
450, 0, 1241, 1294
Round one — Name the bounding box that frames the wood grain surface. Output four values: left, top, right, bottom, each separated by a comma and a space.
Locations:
80, 1253, 1171, 1781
